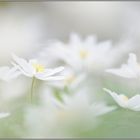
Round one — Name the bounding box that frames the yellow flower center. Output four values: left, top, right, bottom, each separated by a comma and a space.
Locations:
79, 49, 89, 59
32, 63, 45, 73
65, 74, 75, 84
120, 95, 129, 102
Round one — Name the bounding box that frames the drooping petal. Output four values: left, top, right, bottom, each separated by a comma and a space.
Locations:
3, 66, 21, 81
103, 88, 127, 108
12, 54, 34, 76
12, 62, 33, 77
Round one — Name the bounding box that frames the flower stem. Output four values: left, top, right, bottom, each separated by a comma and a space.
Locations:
30, 77, 35, 103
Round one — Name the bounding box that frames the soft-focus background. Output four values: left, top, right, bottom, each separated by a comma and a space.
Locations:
0, 2, 140, 62
0, 2, 140, 138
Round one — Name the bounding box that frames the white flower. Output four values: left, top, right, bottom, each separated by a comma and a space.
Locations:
42, 89, 116, 117
47, 67, 86, 90
38, 33, 133, 73
57, 93, 115, 117
106, 53, 140, 78
0, 112, 10, 119
11, 54, 64, 81
0, 66, 20, 81
25, 90, 115, 137
40, 33, 113, 71
104, 88, 140, 111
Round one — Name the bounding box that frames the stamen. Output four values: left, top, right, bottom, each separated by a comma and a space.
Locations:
120, 95, 129, 101
79, 49, 89, 59
32, 63, 45, 73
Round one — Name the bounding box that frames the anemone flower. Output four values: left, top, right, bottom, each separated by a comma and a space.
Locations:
12, 54, 64, 102
104, 88, 140, 111
106, 53, 140, 78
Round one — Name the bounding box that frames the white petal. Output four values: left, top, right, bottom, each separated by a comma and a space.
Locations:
106, 53, 140, 78
106, 64, 137, 78
91, 102, 116, 116
12, 54, 34, 76
127, 95, 140, 109
3, 66, 21, 81
44, 67, 64, 76
103, 88, 127, 108
29, 59, 38, 64
36, 75, 65, 81
12, 62, 33, 77
69, 32, 81, 46
35, 67, 64, 79
85, 35, 97, 46
129, 105, 140, 111
5, 73, 21, 81
0, 112, 10, 119
0, 66, 21, 81
128, 53, 137, 65
128, 53, 140, 75
72, 74, 86, 87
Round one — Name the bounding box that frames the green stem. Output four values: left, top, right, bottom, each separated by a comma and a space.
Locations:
30, 77, 35, 103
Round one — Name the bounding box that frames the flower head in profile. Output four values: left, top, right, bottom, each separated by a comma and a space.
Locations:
106, 53, 140, 78
11, 54, 64, 81
104, 88, 140, 111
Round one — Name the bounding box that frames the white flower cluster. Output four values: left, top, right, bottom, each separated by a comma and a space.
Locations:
0, 33, 138, 137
